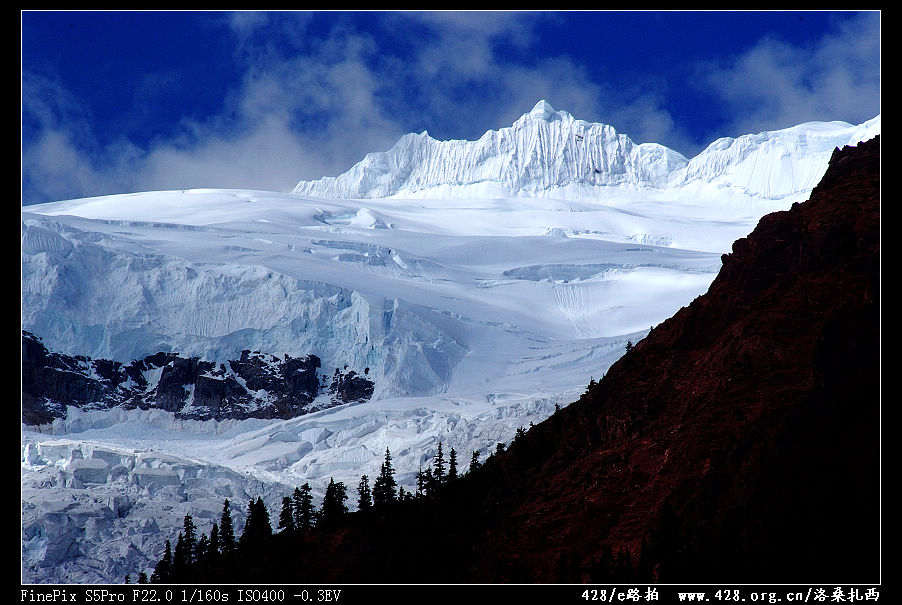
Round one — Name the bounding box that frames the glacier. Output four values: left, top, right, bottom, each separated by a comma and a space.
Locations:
21, 101, 880, 583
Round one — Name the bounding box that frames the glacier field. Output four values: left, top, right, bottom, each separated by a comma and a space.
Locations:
21, 102, 880, 583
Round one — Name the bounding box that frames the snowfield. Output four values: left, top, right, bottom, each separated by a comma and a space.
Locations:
21, 102, 880, 583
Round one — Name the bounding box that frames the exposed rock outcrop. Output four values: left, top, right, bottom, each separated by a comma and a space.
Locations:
22, 333, 375, 424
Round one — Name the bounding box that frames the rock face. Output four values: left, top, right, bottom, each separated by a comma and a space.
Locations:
260, 137, 878, 584
22, 332, 374, 424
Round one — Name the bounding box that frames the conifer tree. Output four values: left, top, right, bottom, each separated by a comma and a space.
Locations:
238, 497, 273, 555
278, 496, 295, 533
208, 523, 220, 562
448, 447, 458, 481
433, 441, 446, 484
319, 478, 348, 528
182, 514, 197, 565
150, 540, 172, 583
219, 500, 236, 556
469, 450, 481, 474
422, 467, 435, 495
372, 448, 397, 507
256, 497, 272, 535
137, 572, 148, 584
172, 533, 188, 580
195, 533, 209, 566
293, 484, 316, 530
357, 475, 373, 511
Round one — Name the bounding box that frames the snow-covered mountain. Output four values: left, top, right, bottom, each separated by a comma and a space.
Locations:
293, 100, 879, 202
21, 101, 880, 584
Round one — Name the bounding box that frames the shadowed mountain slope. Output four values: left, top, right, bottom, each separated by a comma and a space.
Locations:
458, 134, 881, 583
168, 136, 880, 585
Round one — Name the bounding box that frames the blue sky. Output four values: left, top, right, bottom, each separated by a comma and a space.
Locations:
21, 10, 880, 206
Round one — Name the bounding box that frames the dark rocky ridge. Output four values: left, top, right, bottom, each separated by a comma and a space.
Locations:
226, 136, 879, 584
462, 135, 881, 583
22, 332, 374, 425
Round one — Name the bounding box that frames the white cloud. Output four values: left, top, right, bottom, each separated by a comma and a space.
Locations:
698, 11, 880, 136
23, 12, 579, 203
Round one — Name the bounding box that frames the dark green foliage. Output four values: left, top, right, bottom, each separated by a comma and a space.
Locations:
171, 532, 188, 580
278, 496, 295, 533
182, 514, 197, 565
357, 475, 373, 511
218, 500, 236, 556
293, 484, 316, 530
468, 449, 481, 473
239, 497, 272, 553
150, 540, 172, 583
372, 448, 397, 507
448, 447, 458, 481
319, 478, 348, 529
195, 533, 209, 564
208, 523, 220, 562
432, 441, 445, 484
421, 467, 434, 495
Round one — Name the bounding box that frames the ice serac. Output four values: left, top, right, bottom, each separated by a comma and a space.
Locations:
293, 100, 879, 202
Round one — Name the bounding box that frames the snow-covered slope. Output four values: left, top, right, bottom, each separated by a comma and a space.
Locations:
677, 115, 882, 200
21, 102, 880, 584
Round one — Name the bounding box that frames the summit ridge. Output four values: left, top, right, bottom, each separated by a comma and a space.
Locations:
292, 101, 879, 202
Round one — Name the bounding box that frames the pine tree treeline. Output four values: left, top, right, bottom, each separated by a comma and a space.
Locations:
142, 441, 485, 582
140, 418, 652, 583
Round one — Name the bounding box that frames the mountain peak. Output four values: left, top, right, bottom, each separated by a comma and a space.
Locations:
293, 106, 879, 201
528, 99, 559, 121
